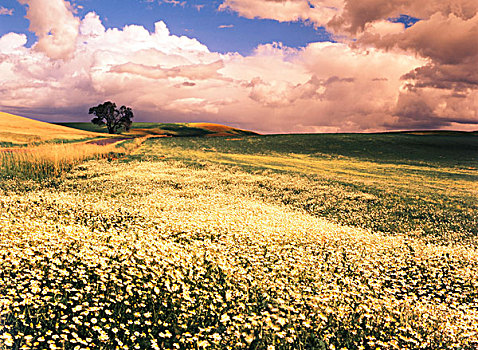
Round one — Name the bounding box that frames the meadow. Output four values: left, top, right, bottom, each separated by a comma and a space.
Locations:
0, 132, 477, 349
58, 122, 258, 138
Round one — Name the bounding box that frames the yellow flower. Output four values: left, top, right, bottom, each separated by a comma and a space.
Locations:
197, 340, 210, 348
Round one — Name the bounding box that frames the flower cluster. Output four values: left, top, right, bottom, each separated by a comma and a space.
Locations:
0, 155, 477, 349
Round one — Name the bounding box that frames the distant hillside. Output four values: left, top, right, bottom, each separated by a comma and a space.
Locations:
57, 122, 259, 137
0, 112, 105, 146
385, 130, 478, 136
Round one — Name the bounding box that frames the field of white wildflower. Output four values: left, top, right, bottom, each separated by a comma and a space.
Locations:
1, 135, 477, 349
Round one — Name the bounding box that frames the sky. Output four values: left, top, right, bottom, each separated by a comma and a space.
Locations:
0, 0, 477, 133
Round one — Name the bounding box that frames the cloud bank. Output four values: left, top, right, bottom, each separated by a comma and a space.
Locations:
219, 0, 478, 131
0, 0, 476, 133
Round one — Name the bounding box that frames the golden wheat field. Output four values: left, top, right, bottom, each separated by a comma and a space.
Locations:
1, 134, 477, 350
0, 143, 122, 180
0, 113, 104, 145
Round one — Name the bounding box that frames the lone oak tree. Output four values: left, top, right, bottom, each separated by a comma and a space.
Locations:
89, 101, 134, 134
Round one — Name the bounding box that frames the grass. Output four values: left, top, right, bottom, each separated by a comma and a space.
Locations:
0, 133, 477, 349
0, 111, 150, 180
136, 135, 478, 243
147, 133, 478, 168
0, 112, 105, 144
134, 123, 215, 137
58, 122, 258, 137
0, 142, 23, 148
0, 141, 133, 181
55, 122, 111, 133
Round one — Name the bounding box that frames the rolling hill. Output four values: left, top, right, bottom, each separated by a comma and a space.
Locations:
0, 112, 257, 148
58, 122, 259, 137
0, 112, 106, 146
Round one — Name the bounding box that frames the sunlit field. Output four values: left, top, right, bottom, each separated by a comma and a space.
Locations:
1, 134, 477, 349
0, 143, 119, 180
0, 112, 104, 146
0, 136, 150, 181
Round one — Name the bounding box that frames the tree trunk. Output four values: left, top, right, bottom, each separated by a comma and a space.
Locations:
107, 123, 115, 134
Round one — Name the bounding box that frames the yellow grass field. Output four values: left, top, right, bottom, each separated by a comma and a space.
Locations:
0, 113, 151, 179
187, 123, 245, 136
0, 142, 121, 179
0, 112, 105, 145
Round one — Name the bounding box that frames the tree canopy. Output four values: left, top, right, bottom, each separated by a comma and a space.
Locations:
89, 101, 134, 134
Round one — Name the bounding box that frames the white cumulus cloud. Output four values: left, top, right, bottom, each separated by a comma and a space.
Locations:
18, 0, 80, 59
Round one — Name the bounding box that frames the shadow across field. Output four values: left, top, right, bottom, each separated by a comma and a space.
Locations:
57, 122, 258, 138
151, 132, 478, 168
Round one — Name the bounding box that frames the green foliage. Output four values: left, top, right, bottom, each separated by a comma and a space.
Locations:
0, 141, 23, 148
56, 123, 110, 133
152, 132, 478, 168
151, 123, 214, 136
247, 175, 477, 244
89, 101, 134, 134
57, 122, 257, 137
